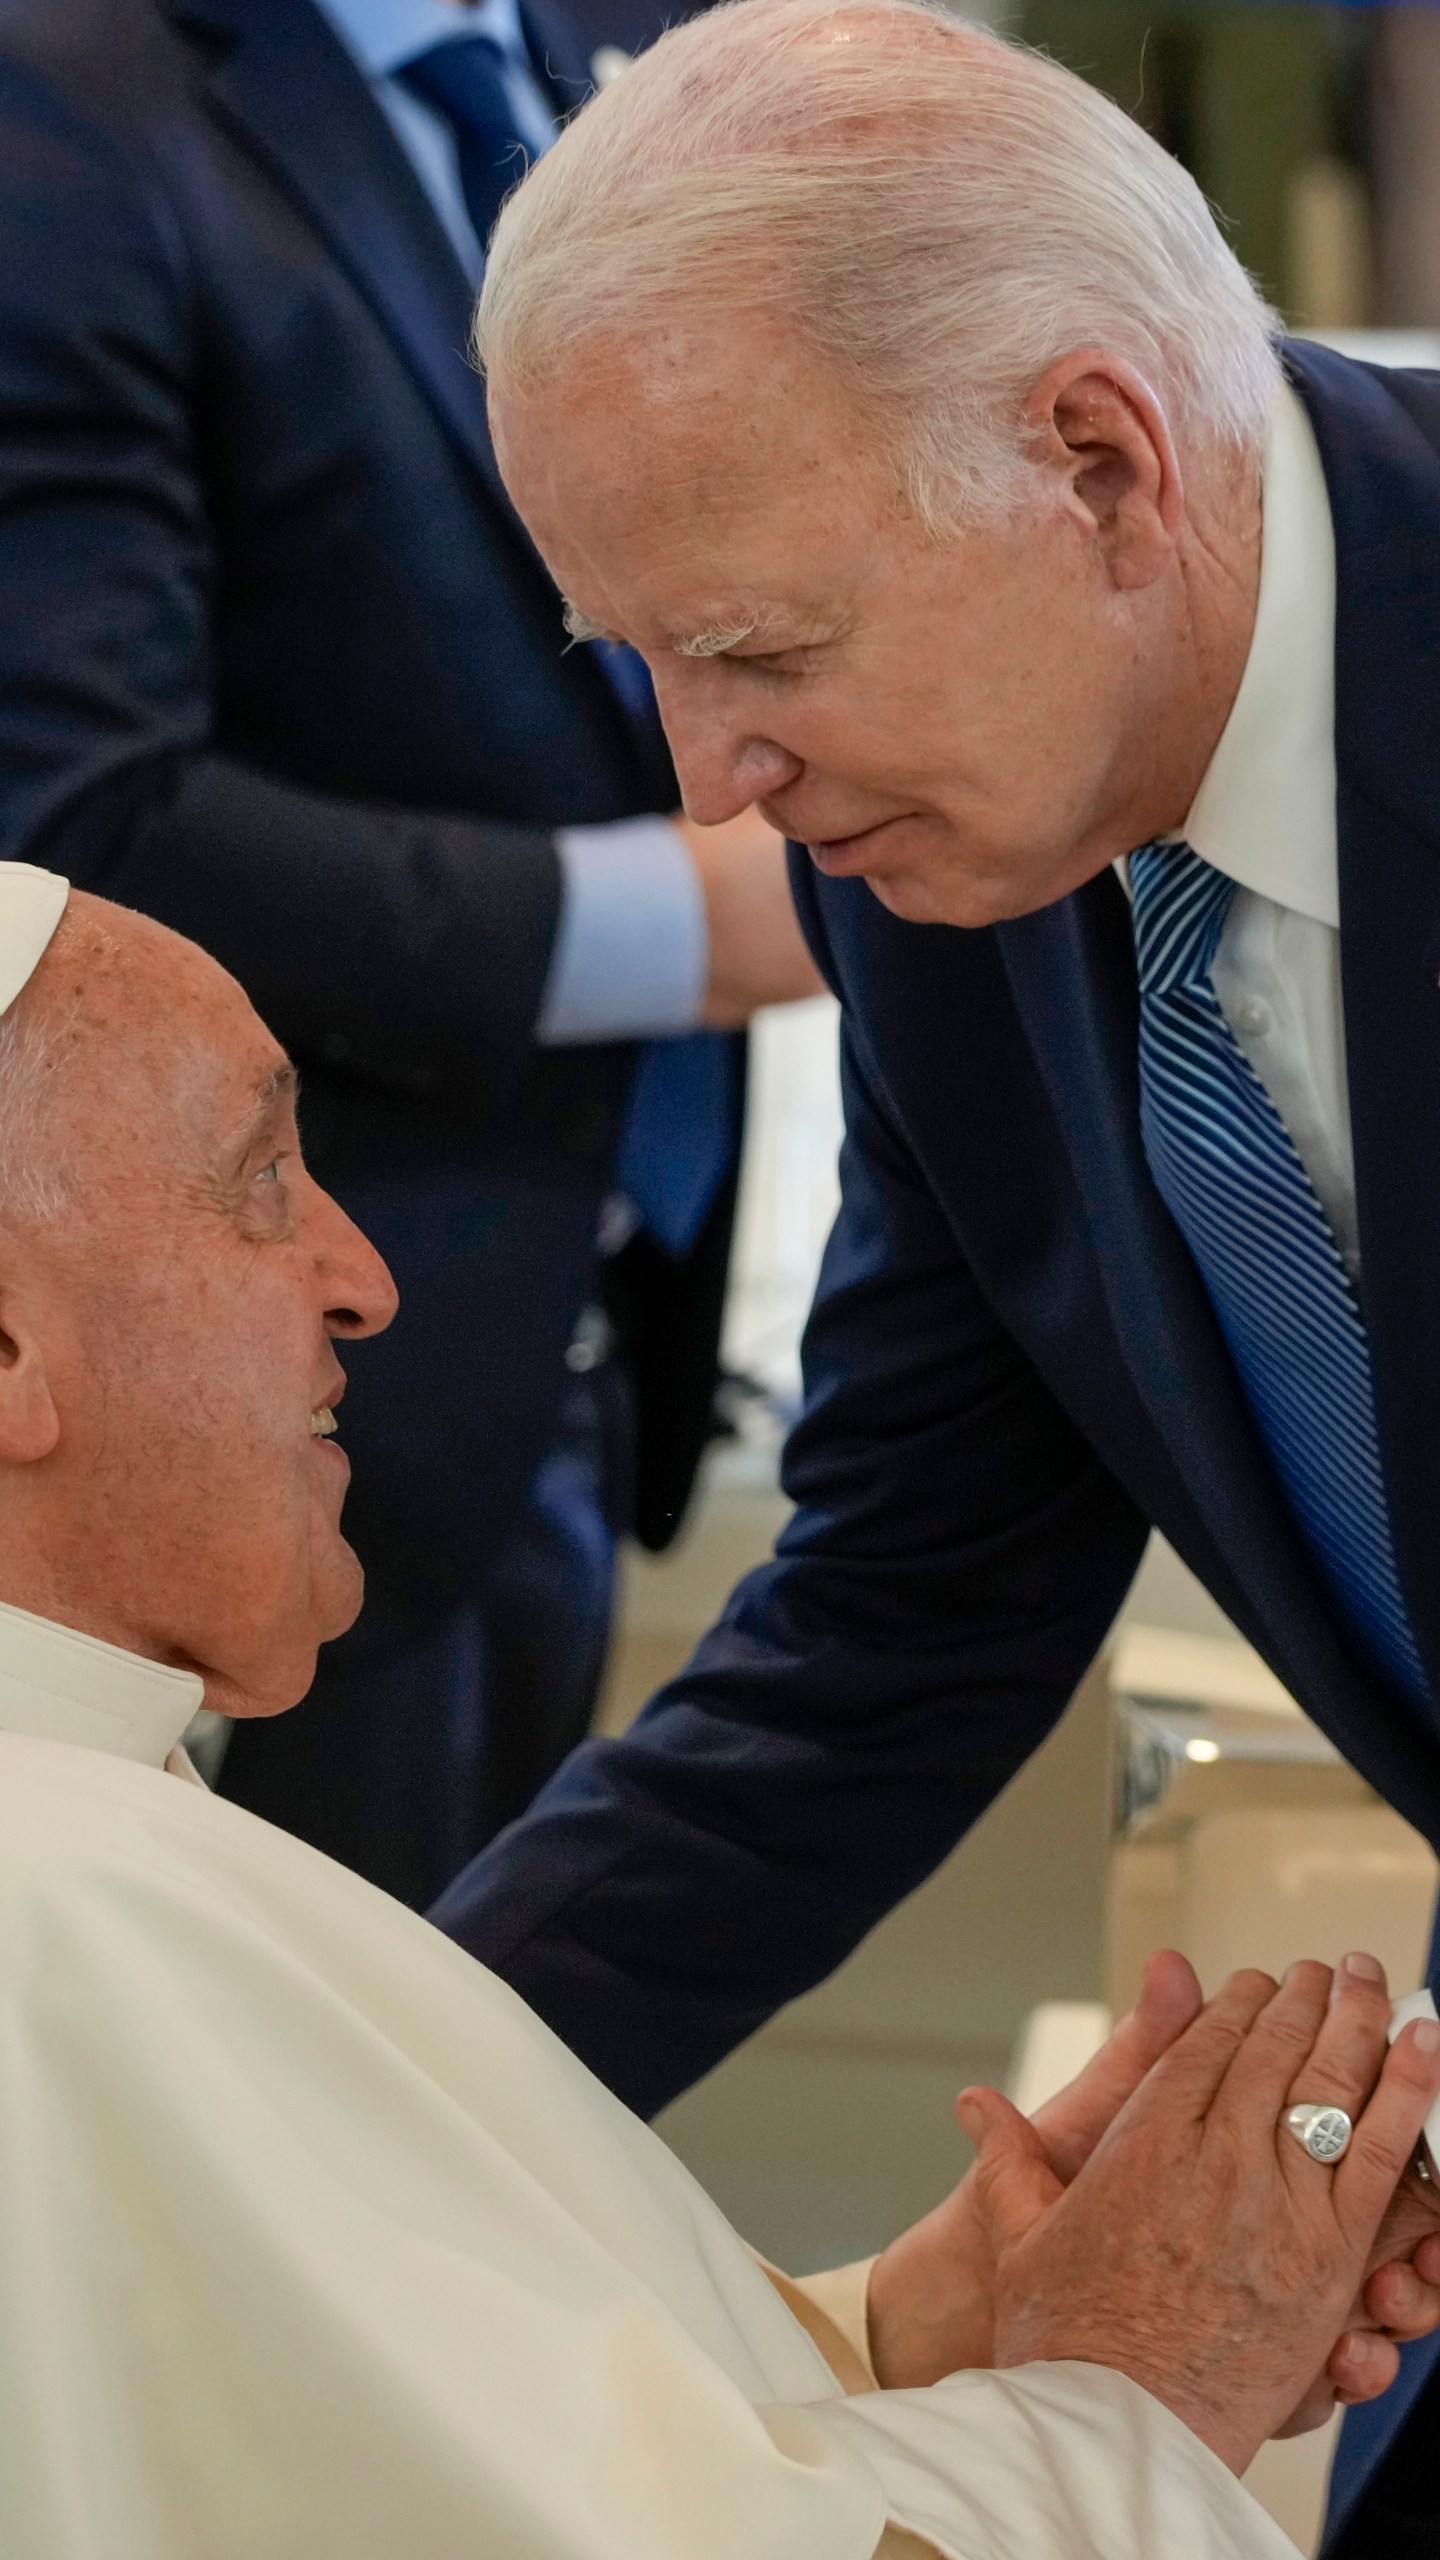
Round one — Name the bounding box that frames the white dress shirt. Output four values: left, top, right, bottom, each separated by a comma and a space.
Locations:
1167, 383, 1357, 1274
0, 1596, 1293, 2559
309, 0, 708, 1046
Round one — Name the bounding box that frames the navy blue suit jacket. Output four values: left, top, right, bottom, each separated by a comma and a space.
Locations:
438, 341, 1440, 2518
0, 0, 735, 1590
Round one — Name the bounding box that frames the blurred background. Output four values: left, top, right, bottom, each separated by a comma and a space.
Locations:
10, 0, 1439, 2539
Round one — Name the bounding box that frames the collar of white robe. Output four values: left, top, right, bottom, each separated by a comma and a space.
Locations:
0, 1598, 204, 1769
0, 861, 70, 1018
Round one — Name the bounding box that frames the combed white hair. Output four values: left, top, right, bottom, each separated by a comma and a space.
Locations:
0, 902, 114, 1228
479, 0, 1281, 527
0, 992, 74, 1225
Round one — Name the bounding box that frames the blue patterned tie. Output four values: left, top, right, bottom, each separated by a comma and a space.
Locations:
614, 1028, 735, 1255
397, 35, 542, 248
1130, 840, 1431, 1704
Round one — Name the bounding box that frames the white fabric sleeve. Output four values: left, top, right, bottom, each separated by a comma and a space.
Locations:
0, 1757, 888, 2560
537, 817, 708, 1042
808, 2363, 1303, 2560
0, 1746, 1297, 2560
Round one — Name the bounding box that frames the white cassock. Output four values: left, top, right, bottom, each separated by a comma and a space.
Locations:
0, 1600, 1299, 2560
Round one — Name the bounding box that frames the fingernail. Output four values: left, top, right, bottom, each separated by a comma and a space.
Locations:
1413, 2022, 1440, 2057
1342, 1952, 1385, 1983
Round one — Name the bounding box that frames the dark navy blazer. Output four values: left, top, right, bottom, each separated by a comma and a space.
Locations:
438, 341, 1440, 2523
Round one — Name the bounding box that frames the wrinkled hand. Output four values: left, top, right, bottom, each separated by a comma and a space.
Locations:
673, 810, 825, 1025
869, 1949, 1440, 2429
867, 1949, 1205, 2388
957, 1957, 1440, 2475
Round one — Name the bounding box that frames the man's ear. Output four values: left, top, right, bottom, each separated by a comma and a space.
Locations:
1023, 350, 1184, 591
0, 1276, 61, 1463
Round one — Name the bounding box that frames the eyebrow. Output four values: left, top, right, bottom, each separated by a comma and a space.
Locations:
673, 617, 765, 659
562, 599, 817, 661
674, 606, 839, 659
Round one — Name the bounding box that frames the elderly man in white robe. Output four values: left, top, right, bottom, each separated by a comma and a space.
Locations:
3, 859, 1440, 2560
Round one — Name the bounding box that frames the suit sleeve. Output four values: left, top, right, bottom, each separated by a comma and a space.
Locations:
0, 55, 558, 1123
432, 895, 1151, 2115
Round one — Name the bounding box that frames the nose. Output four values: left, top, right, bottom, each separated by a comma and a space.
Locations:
312, 1183, 400, 1342
652, 662, 804, 826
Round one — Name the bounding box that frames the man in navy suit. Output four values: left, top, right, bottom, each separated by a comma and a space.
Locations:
0, 0, 819, 1907
436, 0, 1440, 2540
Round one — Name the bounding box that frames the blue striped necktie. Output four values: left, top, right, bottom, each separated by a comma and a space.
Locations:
1129, 839, 1431, 1705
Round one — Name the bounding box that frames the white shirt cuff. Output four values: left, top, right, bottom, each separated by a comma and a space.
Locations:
789, 2259, 879, 2385
536, 818, 707, 1044
808, 2363, 1301, 2560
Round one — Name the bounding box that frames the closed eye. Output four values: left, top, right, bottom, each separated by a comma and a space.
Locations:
723, 648, 821, 678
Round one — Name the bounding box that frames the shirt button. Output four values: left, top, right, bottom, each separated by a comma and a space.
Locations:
1231, 996, 1273, 1038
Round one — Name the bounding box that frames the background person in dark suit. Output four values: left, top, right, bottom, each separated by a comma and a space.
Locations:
442, 3, 1440, 2542
0, 0, 819, 1909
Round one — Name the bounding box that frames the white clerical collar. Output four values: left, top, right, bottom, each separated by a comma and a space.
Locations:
0, 1598, 204, 1772
1171, 378, 1339, 929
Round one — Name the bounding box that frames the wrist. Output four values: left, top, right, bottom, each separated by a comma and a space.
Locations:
992, 2328, 1258, 2477
868, 2178, 996, 2388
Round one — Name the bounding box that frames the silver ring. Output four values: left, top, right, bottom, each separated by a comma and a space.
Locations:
1285, 2102, 1353, 2165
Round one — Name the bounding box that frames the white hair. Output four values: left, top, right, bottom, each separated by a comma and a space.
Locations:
0, 993, 74, 1225
0, 904, 118, 1228
479, 0, 1281, 529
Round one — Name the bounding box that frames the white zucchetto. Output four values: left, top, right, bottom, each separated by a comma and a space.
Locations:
0, 860, 69, 1017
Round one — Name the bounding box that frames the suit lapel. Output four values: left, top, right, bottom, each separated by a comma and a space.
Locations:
164, 0, 519, 517
1289, 343, 1440, 1684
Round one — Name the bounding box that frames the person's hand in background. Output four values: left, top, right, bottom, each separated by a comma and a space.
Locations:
674, 810, 826, 1026
957, 1956, 1440, 2476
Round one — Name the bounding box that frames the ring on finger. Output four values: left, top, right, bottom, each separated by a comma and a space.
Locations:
1285, 2102, 1354, 2164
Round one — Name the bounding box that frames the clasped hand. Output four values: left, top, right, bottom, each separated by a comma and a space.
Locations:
868, 1950, 1440, 2473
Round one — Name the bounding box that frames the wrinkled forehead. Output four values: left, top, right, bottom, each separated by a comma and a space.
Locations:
491, 322, 901, 633
40, 919, 292, 1188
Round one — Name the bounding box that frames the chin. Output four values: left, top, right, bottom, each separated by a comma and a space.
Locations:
864, 867, 1015, 931
315, 1542, 365, 1645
